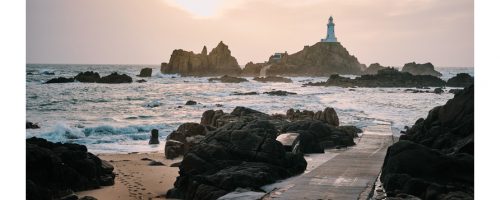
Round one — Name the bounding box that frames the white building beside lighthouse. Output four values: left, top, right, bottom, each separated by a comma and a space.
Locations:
321, 16, 338, 43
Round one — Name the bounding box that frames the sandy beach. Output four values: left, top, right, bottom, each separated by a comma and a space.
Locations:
76, 152, 182, 200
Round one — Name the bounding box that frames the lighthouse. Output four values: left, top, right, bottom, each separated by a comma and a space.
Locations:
321, 16, 338, 43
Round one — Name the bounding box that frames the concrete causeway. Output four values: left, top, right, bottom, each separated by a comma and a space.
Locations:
267, 126, 394, 200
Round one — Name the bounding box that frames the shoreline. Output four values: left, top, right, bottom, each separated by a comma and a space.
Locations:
76, 152, 182, 200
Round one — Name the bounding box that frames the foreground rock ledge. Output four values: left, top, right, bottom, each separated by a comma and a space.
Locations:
381, 85, 474, 199
27, 137, 115, 200
165, 106, 361, 200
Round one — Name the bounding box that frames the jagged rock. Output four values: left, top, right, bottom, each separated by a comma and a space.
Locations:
401, 62, 442, 77
305, 68, 446, 88
161, 41, 242, 76
137, 68, 152, 77
381, 85, 474, 199
253, 76, 292, 83
26, 122, 40, 129
75, 71, 101, 83
164, 123, 208, 159
264, 90, 297, 96
97, 72, 132, 84
185, 100, 197, 105
45, 77, 74, 84
286, 107, 340, 127
241, 62, 267, 76
242, 42, 364, 77
433, 88, 444, 94
363, 63, 390, 75
149, 129, 159, 145
446, 73, 473, 87
26, 137, 115, 200
449, 89, 462, 94
208, 75, 248, 83
231, 92, 258, 95
166, 120, 307, 200
281, 120, 356, 153
136, 79, 147, 83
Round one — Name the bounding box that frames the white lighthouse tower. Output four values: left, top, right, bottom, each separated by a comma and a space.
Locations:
321, 16, 338, 43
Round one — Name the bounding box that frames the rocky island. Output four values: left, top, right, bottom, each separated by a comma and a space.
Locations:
242, 42, 365, 77
160, 41, 242, 76
305, 68, 446, 88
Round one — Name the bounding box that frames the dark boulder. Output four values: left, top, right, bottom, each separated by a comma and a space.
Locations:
137, 68, 153, 77
185, 100, 197, 105
264, 90, 297, 96
26, 137, 115, 200
281, 120, 356, 153
149, 129, 159, 144
401, 62, 442, 77
45, 77, 75, 84
433, 87, 444, 94
305, 68, 446, 88
166, 120, 307, 200
96, 72, 132, 84
164, 123, 209, 159
381, 85, 474, 199
231, 91, 259, 95
75, 71, 100, 83
253, 76, 292, 83
446, 73, 473, 88
26, 122, 40, 129
136, 79, 147, 83
286, 107, 340, 127
200, 107, 270, 128
208, 75, 248, 83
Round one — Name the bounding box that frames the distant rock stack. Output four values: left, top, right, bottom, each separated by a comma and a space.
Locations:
242, 42, 365, 77
401, 62, 442, 77
160, 41, 242, 76
137, 68, 152, 77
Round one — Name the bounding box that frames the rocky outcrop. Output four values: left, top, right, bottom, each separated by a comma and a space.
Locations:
401, 62, 442, 77
208, 75, 248, 83
305, 68, 446, 88
166, 106, 359, 199
164, 123, 209, 159
166, 119, 307, 200
286, 107, 339, 127
27, 137, 115, 200
282, 120, 356, 153
75, 71, 101, 83
137, 68, 152, 77
242, 42, 364, 77
253, 76, 292, 83
161, 42, 242, 76
45, 77, 74, 84
97, 72, 132, 84
50, 71, 132, 84
264, 90, 297, 96
26, 122, 40, 129
363, 63, 390, 75
185, 100, 197, 105
241, 62, 267, 76
446, 73, 474, 87
381, 85, 474, 199
231, 91, 259, 96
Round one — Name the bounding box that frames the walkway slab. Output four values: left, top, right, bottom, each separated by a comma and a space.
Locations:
268, 132, 393, 200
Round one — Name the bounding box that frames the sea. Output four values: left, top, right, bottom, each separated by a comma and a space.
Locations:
26, 64, 474, 153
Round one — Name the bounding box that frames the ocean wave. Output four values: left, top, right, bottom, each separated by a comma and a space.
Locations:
143, 100, 162, 108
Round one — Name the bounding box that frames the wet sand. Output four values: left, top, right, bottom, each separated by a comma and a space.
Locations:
77, 153, 182, 200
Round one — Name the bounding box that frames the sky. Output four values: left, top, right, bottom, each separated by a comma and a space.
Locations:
27, 0, 474, 67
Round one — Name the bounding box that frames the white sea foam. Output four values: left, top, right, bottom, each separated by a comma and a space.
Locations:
26, 64, 473, 153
